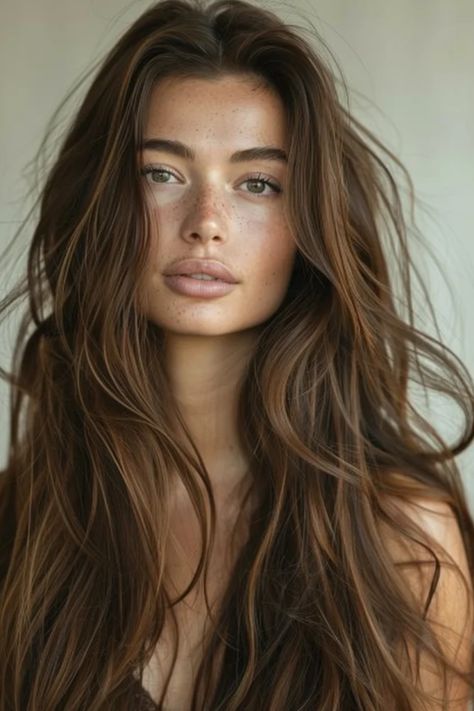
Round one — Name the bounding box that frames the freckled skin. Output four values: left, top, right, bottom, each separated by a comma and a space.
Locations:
139, 74, 297, 336
137, 74, 298, 482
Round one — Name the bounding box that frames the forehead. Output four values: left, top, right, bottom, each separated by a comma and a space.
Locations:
143, 74, 288, 149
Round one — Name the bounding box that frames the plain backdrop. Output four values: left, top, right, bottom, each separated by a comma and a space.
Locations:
1, 0, 473, 509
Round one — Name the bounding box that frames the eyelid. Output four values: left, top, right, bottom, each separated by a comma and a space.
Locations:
140, 163, 181, 180
140, 164, 281, 193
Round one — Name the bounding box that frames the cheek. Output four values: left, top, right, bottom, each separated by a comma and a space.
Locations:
141, 201, 178, 267
247, 217, 296, 281
147, 199, 181, 234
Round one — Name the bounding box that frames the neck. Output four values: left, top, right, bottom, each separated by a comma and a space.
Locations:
163, 327, 259, 490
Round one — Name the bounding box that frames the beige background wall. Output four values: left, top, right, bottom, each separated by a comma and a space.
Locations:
1, 0, 473, 507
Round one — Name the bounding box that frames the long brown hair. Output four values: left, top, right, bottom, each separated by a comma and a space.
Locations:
1, 0, 473, 708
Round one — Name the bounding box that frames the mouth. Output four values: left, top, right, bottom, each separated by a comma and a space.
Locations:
163, 273, 237, 299
179, 274, 222, 281
163, 259, 238, 283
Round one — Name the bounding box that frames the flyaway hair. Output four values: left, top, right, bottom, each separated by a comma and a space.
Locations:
0, 0, 473, 708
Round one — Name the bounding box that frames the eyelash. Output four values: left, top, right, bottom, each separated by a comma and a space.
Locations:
140, 165, 281, 195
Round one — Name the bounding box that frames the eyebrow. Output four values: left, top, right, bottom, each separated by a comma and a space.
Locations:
139, 137, 288, 164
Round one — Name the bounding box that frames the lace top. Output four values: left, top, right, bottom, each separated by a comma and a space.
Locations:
131, 677, 160, 710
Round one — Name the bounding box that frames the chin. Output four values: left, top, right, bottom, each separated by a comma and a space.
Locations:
157, 318, 266, 338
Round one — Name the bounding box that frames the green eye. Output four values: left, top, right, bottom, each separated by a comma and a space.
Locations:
141, 166, 177, 183
244, 175, 281, 195
140, 166, 281, 195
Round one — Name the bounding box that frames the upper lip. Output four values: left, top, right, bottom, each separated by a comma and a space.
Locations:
163, 259, 238, 283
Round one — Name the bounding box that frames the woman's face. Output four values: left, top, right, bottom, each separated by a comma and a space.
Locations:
138, 73, 297, 336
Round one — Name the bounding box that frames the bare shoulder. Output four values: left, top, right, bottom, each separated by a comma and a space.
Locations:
378, 475, 474, 709
378, 475, 471, 574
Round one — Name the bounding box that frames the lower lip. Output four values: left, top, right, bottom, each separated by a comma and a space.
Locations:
163, 274, 237, 298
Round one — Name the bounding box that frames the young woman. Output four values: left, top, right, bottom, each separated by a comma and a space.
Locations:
0, 0, 473, 709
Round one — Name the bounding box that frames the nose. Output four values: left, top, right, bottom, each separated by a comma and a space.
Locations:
179, 187, 229, 245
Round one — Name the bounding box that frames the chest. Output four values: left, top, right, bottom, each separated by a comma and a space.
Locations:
139, 490, 251, 709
